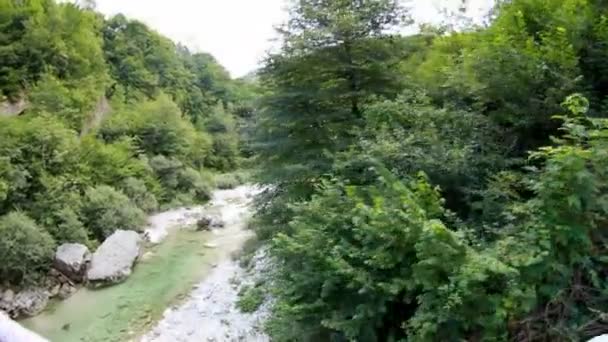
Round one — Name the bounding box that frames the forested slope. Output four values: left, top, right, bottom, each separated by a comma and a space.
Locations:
252, 0, 608, 340
0, 0, 253, 286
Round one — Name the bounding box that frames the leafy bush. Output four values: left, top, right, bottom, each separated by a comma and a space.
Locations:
44, 208, 90, 246
0, 115, 82, 216
250, 0, 608, 340
120, 177, 159, 213
149, 155, 183, 192
202, 105, 240, 171
81, 185, 146, 239
214, 171, 248, 190
29, 74, 104, 131
178, 167, 212, 202
78, 136, 158, 189
354, 93, 510, 216
0, 212, 56, 285
99, 95, 212, 166
267, 171, 456, 341
149, 155, 212, 204
263, 95, 608, 341
237, 285, 265, 313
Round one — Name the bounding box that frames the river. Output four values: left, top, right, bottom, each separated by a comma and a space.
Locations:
21, 185, 265, 342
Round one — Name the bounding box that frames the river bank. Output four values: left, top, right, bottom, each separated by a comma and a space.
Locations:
141, 248, 272, 342
21, 185, 263, 342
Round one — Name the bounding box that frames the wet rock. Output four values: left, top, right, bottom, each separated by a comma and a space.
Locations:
58, 284, 77, 299
1, 289, 15, 303
54, 243, 90, 282
196, 216, 212, 231
87, 230, 142, 285
49, 284, 61, 298
0, 288, 49, 318
196, 214, 224, 231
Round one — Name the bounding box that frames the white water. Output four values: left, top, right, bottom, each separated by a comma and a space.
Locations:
141, 185, 271, 342
144, 185, 261, 244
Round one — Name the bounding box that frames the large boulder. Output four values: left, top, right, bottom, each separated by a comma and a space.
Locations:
54, 243, 90, 282
0, 288, 49, 318
86, 230, 142, 285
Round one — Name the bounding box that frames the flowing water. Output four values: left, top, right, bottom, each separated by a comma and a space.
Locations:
21, 185, 262, 342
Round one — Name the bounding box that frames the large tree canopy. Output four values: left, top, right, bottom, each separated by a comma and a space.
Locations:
252, 0, 608, 341
0, 0, 250, 286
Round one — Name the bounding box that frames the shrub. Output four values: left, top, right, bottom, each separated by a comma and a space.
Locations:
267, 171, 463, 341
99, 95, 212, 166
178, 167, 212, 202
120, 177, 159, 213
202, 105, 240, 171
149, 155, 212, 204
44, 208, 90, 246
79, 136, 157, 189
206, 134, 239, 171
0, 212, 56, 285
237, 285, 265, 313
214, 172, 248, 190
0, 115, 82, 215
29, 74, 103, 131
149, 155, 183, 193
81, 185, 146, 240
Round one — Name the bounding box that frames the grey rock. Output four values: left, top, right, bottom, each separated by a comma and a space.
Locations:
196, 214, 224, 231
1, 288, 49, 318
54, 243, 90, 281
196, 216, 212, 231
0, 98, 28, 117
49, 284, 60, 298
1, 289, 14, 303
87, 230, 142, 285
58, 284, 77, 299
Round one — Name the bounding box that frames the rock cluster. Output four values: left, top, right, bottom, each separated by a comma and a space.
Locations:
0, 201, 232, 319
1, 231, 144, 318
0, 288, 48, 318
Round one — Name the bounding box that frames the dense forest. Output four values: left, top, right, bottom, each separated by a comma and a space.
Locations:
4, 0, 608, 340
252, 0, 608, 341
0, 0, 255, 285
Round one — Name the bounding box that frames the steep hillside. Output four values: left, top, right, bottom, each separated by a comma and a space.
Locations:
0, 0, 253, 287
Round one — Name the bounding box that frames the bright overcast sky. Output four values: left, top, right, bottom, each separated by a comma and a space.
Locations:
90, 0, 493, 78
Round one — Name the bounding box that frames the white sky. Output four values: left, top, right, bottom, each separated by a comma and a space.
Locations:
90, 0, 493, 78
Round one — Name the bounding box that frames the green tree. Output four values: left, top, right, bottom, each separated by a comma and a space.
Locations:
254, 0, 410, 239
81, 185, 146, 239
0, 212, 56, 285
256, 0, 408, 185
0, 0, 108, 126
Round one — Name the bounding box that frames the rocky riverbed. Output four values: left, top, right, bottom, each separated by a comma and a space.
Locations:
141, 186, 272, 342
17, 185, 270, 342
141, 248, 272, 342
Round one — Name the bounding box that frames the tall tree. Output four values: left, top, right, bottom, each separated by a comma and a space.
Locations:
256, 0, 409, 189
